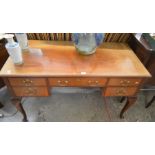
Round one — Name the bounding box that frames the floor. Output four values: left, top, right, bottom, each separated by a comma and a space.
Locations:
0, 86, 155, 122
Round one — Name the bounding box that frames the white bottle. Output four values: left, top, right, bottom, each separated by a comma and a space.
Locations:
15, 33, 28, 50
5, 34, 23, 65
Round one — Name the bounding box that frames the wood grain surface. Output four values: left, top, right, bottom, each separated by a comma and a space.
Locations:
0, 40, 151, 77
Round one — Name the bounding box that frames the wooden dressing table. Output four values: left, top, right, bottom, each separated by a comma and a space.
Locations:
0, 40, 151, 121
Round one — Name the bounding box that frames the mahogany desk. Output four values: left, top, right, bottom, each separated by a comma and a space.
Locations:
0, 40, 151, 121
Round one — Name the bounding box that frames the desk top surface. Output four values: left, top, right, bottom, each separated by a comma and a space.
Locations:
0, 40, 151, 77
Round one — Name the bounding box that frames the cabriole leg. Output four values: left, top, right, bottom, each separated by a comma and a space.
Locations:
120, 96, 137, 119
145, 96, 155, 108
120, 96, 126, 103
11, 97, 28, 122
0, 101, 4, 109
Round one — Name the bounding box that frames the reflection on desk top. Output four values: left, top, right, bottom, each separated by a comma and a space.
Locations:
0, 40, 151, 77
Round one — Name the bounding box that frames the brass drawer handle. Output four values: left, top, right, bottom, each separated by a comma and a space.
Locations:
88, 80, 99, 86
120, 80, 130, 86
135, 81, 139, 85
25, 88, 37, 95
23, 79, 33, 86
115, 88, 126, 95
57, 80, 69, 86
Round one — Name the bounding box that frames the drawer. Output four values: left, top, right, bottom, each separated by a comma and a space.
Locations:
108, 78, 142, 86
8, 78, 47, 86
48, 77, 107, 87
104, 87, 138, 96
12, 86, 49, 97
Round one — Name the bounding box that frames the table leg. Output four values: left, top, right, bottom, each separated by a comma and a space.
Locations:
11, 97, 28, 122
0, 101, 4, 109
145, 96, 155, 108
120, 96, 137, 119
120, 97, 126, 103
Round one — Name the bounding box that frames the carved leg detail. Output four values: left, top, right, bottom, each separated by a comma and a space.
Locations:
120, 96, 137, 119
145, 96, 155, 108
120, 96, 126, 103
0, 101, 4, 109
11, 97, 28, 122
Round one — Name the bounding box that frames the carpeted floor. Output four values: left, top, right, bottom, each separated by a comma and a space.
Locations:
0, 87, 155, 122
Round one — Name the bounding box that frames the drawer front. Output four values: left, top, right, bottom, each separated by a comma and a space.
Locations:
49, 77, 107, 87
8, 78, 47, 86
12, 87, 49, 97
104, 87, 138, 96
108, 78, 142, 86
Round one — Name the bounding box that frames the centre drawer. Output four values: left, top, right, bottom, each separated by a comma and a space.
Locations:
48, 77, 107, 87
12, 86, 49, 97
107, 78, 142, 86
8, 78, 47, 87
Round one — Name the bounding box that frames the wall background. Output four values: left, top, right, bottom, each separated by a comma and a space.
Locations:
27, 33, 131, 42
